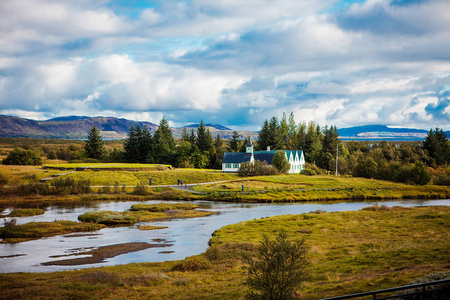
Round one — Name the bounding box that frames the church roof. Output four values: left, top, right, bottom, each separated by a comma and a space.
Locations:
223, 150, 303, 165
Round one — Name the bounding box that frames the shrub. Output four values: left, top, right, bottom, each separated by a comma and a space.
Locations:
2, 148, 42, 165
172, 256, 211, 271
242, 230, 308, 300
300, 169, 316, 176
272, 151, 290, 174
131, 182, 149, 195
238, 160, 278, 177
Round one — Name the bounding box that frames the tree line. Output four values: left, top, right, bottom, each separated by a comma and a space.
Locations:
82, 117, 225, 169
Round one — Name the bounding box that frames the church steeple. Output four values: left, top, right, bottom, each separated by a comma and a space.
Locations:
245, 137, 253, 154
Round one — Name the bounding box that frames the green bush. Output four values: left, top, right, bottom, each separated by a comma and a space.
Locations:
238, 160, 278, 177
2, 148, 42, 165
172, 256, 211, 272
242, 230, 308, 300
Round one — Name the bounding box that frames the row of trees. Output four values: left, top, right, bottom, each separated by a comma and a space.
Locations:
83, 118, 226, 169
258, 113, 340, 170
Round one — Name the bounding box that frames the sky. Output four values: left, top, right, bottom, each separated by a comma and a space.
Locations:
0, 0, 449, 130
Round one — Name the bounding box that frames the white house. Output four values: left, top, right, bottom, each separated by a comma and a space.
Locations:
222, 138, 305, 173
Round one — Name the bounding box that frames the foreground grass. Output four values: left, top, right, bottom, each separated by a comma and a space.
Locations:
1, 206, 448, 299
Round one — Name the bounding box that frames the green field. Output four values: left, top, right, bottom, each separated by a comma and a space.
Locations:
1, 206, 448, 299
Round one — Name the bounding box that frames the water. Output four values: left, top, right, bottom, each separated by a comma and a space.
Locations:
0, 199, 448, 273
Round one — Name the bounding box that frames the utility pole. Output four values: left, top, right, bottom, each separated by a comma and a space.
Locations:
335, 143, 338, 176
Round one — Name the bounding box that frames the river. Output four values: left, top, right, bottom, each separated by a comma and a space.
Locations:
0, 199, 448, 273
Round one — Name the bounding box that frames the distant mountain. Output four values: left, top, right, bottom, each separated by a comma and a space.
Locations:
338, 125, 449, 141
0, 115, 258, 140
183, 123, 232, 131
47, 116, 91, 122
0, 115, 158, 139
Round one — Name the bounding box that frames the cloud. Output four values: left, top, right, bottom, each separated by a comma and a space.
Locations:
0, 0, 449, 130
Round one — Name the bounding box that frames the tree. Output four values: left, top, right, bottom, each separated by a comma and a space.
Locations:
153, 116, 176, 164
230, 130, 241, 152
243, 230, 308, 300
287, 112, 297, 150
123, 124, 140, 163
212, 134, 225, 169
272, 151, 290, 173
279, 113, 289, 149
181, 127, 190, 142
2, 148, 42, 165
84, 126, 105, 160
423, 128, 450, 166
268, 116, 281, 150
258, 119, 270, 151
196, 120, 213, 153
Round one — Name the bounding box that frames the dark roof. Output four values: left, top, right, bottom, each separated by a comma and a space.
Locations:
223, 150, 304, 165
253, 151, 277, 164
223, 152, 252, 163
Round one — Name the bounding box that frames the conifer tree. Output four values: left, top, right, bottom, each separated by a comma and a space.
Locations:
153, 116, 176, 164
258, 119, 270, 151
279, 112, 289, 149
181, 127, 189, 142
230, 130, 241, 152
268, 116, 281, 150
84, 125, 105, 160
297, 122, 307, 151
288, 112, 297, 150
196, 120, 213, 152
423, 128, 450, 166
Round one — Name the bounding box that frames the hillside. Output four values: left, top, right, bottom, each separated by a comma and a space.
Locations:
0, 115, 259, 140
0, 115, 158, 139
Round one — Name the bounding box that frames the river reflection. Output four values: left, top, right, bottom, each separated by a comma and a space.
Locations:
0, 199, 448, 273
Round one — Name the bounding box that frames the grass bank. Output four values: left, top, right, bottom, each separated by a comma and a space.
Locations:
1, 206, 448, 299
78, 203, 214, 225
0, 221, 105, 243
197, 175, 450, 202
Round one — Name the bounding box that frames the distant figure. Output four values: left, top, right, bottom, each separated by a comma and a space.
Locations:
149, 178, 152, 186
181, 180, 183, 185
177, 179, 180, 185
242, 185, 244, 192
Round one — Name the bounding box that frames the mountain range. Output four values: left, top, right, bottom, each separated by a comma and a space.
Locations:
0, 115, 447, 141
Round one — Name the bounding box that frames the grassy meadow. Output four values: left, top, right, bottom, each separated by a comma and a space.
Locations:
1, 206, 448, 299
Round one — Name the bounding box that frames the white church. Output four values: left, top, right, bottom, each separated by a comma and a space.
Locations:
222, 138, 305, 173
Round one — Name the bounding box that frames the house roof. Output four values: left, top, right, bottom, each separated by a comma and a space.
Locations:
223, 152, 253, 163
223, 150, 303, 165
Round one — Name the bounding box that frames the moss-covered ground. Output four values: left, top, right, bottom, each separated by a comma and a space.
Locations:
1, 206, 448, 299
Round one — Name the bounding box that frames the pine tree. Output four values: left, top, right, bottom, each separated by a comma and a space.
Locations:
279, 113, 289, 149
230, 130, 241, 152
181, 127, 189, 142
423, 128, 450, 166
212, 133, 225, 169
84, 125, 105, 160
196, 120, 213, 152
152, 117, 176, 164
268, 116, 281, 150
258, 119, 270, 151
288, 112, 297, 150
189, 129, 196, 145
297, 122, 307, 151
123, 124, 144, 163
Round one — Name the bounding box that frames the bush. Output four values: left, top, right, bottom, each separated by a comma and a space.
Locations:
300, 169, 316, 176
2, 148, 42, 165
238, 160, 278, 177
272, 151, 290, 174
172, 256, 211, 272
131, 182, 149, 195
242, 230, 308, 300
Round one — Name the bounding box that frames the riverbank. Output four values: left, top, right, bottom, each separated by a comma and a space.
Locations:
1, 205, 448, 299
1, 173, 449, 207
